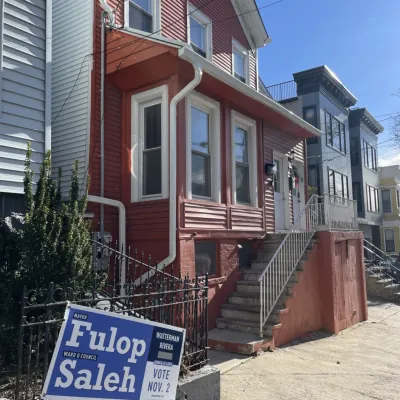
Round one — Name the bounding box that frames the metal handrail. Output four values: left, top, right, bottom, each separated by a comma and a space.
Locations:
258, 194, 321, 338
364, 239, 395, 263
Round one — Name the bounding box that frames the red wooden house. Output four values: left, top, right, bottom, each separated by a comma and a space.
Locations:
51, 0, 367, 353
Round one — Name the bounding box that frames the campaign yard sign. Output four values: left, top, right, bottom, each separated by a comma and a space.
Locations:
42, 303, 185, 400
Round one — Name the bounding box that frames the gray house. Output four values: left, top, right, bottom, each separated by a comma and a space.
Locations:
349, 107, 383, 245
0, 0, 51, 216
267, 66, 357, 200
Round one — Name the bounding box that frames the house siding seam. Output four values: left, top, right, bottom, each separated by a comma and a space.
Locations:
263, 123, 304, 232
52, 0, 93, 196
0, 0, 47, 193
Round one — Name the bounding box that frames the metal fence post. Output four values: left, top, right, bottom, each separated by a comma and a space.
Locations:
15, 286, 27, 400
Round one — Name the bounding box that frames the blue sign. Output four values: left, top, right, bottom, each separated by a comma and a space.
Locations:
42, 303, 185, 400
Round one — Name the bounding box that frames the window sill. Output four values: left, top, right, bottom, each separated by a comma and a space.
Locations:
326, 143, 347, 156
186, 196, 223, 206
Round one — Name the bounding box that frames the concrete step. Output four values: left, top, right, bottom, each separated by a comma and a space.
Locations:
216, 317, 279, 337
384, 283, 400, 291
208, 329, 273, 355
228, 292, 261, 307
221, 303, 260, 322
268, 307, 289, 324
377, 278, 394, 284
243, 269, 299, 281
236, 278, 297, 294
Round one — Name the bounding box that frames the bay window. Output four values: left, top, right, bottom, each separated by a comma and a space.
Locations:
232, 39, 249, 84
231, 111, 258, 206
187, 4, 212, 60
328, 168, 349, 199
382, 189, 392, 213
131, 85, 168, 202
325, 111, 346, 153
363, 140, 377, 171
125, 0, 160, 33
186, 92, 221, 201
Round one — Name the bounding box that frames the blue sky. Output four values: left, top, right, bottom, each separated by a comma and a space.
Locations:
256, 0, 400, 165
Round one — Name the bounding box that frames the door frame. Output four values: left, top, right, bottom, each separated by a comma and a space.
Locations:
292, 160, 306, 229
273, 151, 290, 232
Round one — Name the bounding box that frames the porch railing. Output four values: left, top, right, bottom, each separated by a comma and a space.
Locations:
318, 193, 359, 231
258, 195, 321, 338
266, 80, 297, 102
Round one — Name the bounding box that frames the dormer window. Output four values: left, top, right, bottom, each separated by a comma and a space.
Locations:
232, 39, 249, 84
187, 4, 212, 60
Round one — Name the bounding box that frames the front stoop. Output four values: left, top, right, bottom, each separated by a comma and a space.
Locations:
208, 329, 274, 355
208, 234, 317, 356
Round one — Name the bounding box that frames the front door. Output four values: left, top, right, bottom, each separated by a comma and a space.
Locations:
292, 160, 305, 230
273, 154, 289, 231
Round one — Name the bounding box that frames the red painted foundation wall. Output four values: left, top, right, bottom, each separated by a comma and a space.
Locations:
273, 231, 368, 347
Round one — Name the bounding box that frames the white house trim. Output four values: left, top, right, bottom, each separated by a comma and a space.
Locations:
131, 84, 169, 202
232, 38, 250, 85
231, 110, 258, 207
186, 91, 221, 202
124, 0, 161, 33
187, 3, 213, 61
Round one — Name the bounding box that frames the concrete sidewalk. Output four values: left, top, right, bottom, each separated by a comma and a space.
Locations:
220, 300, 400, 400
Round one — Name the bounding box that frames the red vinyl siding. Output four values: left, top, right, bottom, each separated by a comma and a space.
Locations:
184, 201, 228, 230
114, 0, 257, 90
231, 207, 263, 231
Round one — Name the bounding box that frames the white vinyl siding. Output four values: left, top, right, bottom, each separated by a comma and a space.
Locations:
0, 0, 49, 194
52, 0, 93, 196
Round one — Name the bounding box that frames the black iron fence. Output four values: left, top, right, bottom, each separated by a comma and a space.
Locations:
0, 239, 208, 400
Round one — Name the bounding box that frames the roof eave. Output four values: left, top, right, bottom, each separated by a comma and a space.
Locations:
179, 46, 321, 138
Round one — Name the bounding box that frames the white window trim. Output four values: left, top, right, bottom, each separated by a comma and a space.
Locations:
131, 85, 168, 202
232, 38, 249, 85
231, 110, 258, 207
0, 0, 4, 117
381, 188, 392, 214
186, 91, 221, 202
124, 0, 161, 34
384, 228, 396, 253
187, 3, 213, 61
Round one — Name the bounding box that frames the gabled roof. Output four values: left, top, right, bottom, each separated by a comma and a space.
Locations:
231, 0, 270, 49
349, 108, 384, 135
293, 65, 357, 109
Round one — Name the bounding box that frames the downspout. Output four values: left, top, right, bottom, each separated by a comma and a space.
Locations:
88, 195, 126, 285
134, 64, 203, 286
45, 0, 52, 151
161, 64, 203, 267
98, 0, 115, 234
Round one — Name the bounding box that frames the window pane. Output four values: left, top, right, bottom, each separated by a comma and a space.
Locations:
382, 189, 391, 212
328, 169, 335, 195
192, 152, 211, 197
343, 176, 348, 199
273, 159, 280, 193
143, 148, 161, 195
236, 164, 250, 204
332, 118, 340, 150
195, 241, 217, 276
326, 112, 332, 146
191, 107, 209, 154
304, 107, 316, 127
385, 230, 395, 253
341, 123, 346, 153
133, 0, 150, 12
190, 17, 206, 51
235, 127, 248, 164
144, 103, 161, 149
234, 49, 245, 79
335, 172, 343, 197
129, 3, 152, 32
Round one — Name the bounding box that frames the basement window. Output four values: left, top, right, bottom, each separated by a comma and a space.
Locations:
195, 241, 217, 277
